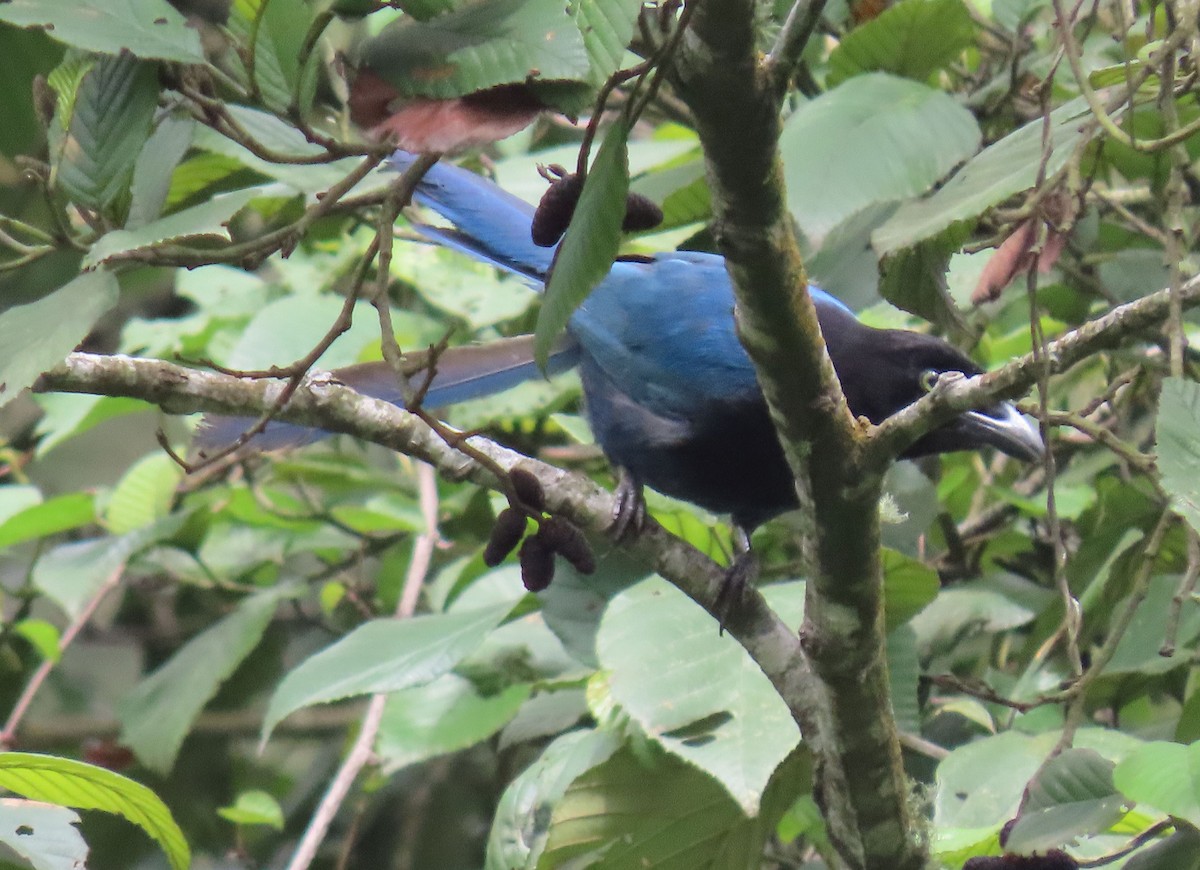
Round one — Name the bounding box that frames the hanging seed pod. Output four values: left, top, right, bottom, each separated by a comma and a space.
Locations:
508, 467, 546, 512
531, 170, 583, 247
484, 507, 526, 567
622, 192, 663, 233
537, 517, 596, 575
519, 534, 556, 591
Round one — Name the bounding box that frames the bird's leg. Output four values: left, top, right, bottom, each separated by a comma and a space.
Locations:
713, 525, 758, 634
610, 467, 647, 540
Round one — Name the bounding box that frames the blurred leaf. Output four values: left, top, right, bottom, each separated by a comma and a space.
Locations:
1156, 377, 1200, 535
0, 492, 95, 550
1104, 576, 1200, 676
827, 0, 976, 86
119, 589, 285, 773
888, 624, 921, 733
32, 514, 187, 618
935, 728, 1145, 832
573, 0, 644, 84
538, 745, 770, 869
13, 619, 61, 663
0, 0, 204, 61
48, 51, 159, 218
597, 576, 804, 814
0, 270, 119, 410
1113, 741, 1200, 826
86, 188, 261, 267
0, 752, 189, 870
1121, 827, 1200, 870
376, 673, 530, 772
262, 600, 518, 740
125, 114, 195, 229
103, 452, 184, 534
0, 798, 87, 870
227, 0, 316, 114
486, 728, 621, 869
781, 73, 981, 244
0, 27, 61, 161
361, 0, 589, 100
216, 790, 284, 830
537, 119, 629, 369
882, 547, 940, 630
1005, 749, 1125, 852
33, 394, 151, 457
873, 97, 1091, 253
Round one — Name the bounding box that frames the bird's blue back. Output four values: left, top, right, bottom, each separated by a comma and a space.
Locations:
390, 153, 853, 417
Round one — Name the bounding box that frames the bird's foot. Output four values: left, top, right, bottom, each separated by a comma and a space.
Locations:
714, 550, 759, 635
610, 469, 647, 541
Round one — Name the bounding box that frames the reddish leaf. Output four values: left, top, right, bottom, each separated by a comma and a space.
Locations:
972, 218, 1067, 304
350, 73, 543, 152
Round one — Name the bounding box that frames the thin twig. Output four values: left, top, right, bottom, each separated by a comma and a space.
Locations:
284, 464, 440, 870
1, 564, 125, 748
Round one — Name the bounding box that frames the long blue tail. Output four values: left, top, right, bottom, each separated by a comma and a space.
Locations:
390, 152, 553, 282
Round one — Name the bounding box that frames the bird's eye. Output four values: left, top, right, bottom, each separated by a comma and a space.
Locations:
919, 369, 940, 393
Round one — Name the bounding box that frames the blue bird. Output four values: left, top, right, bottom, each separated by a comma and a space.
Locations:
198, 154, 1043, 547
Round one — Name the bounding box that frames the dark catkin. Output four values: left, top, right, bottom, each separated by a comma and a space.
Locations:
963, 851, 1077, 869
483, 507, 526, 567
531, 172, 583, 247
519, 534, 556, 591
537, 517, 595, 575
622, 192, 664, 233
508, 467, 546, 512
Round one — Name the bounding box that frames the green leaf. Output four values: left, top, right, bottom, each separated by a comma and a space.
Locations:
597, 576, 804, 814
486, 728, 621, 869
217, 790, 285, 830
572, 0, 644, 85
935, 728, 1145, 831
1121, 828, 1200, 870
0, 492, 95, 550
33, 394, 150, 457
362, 0, 590, 99
126, 114, 196, 229
882, 547, 940, 630
780, 73, 981, 244
262, 601, 518, 741
1104, 576, 1200, 675
872, 96, 1091, 253
0, 485, 43, 525
1113, 740, 1200, 826
13, 619, 61, 663
0, 799, 87, 870
0, 752, 190, 870
0, 270, 119, 410
0, 26, 62, 162
827, 0, 976, 86
888, 625, 921, 733
103, 452, 184, 535
32, 514, 187, 618
1157, 377, 1200, 535
85, 188, 262, 268
536, 120, 629, 369
1004, 749, 1126, 853
49, 51, 159, 217
227, 0, 317, 114
119, 589, 285, 773
0, 0, 204, 62
376, 674, 531, 772
537, 745, 769, 869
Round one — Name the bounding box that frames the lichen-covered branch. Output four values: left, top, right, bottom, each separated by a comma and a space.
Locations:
35, 352, 816, 733
672, 1, 916, 866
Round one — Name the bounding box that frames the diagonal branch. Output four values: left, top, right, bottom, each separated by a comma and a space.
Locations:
867, 271, 1200, 466
34, 352, 817, 734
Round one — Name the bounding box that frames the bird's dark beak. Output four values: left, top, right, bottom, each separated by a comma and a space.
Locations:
958, 402, 1045, 462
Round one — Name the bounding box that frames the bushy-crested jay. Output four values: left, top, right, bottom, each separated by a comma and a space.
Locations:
198, 154, 1044, 539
